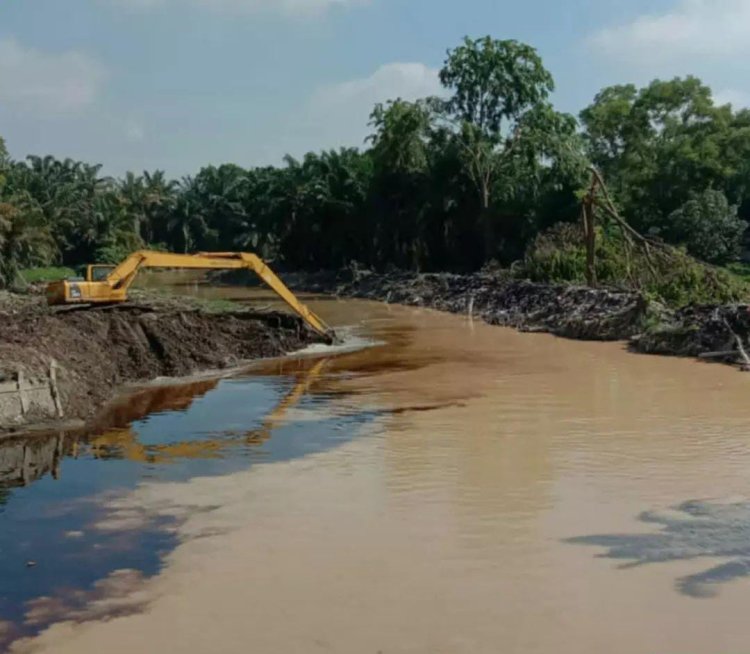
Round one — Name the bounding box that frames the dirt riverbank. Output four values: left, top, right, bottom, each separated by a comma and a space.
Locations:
0, 291, 322, 432
216, 268, 750, 367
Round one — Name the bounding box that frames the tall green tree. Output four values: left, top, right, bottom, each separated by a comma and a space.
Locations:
435, 37, 569, 260
581, 76, 750, 248
273, 150, 371, 269
141, 170, 179, 244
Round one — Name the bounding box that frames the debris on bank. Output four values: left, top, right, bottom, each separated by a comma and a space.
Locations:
219, 269, 657, 340
215, 268, 750, 369
632, 304, 750, 364
338, 272, 656, 341
0, 291, 323, 432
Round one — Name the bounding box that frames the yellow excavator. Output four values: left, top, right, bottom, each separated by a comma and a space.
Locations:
45, 250, 334, 341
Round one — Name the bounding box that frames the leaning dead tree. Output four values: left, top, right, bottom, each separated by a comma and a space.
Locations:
580, 167, 732, 300
582, 166, 686, 288
581, 168, 750, 369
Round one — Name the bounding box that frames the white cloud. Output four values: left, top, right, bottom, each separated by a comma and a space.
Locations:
2, 60, 439, 176
110, 0, 367, 16
285, 62, 441, 151
309, 62, 442, 118
589, 0, 750, 63
250, 62, 441, 163
0, 38, 106, 114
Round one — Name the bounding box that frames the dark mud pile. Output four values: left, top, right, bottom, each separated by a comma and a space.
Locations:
337, 271, 652, 341
215, 268, 650, 340
633, 304, 750, 359
217, 268, 750, 367
0, 302, 321, 431
341, 271, 750, 365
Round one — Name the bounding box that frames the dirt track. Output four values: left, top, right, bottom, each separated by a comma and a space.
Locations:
0, 294, 321, 431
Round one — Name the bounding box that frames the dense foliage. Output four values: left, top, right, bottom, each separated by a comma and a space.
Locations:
580, 77, 750, 255
2, 36, 750, 297
664, 190, 745, 264
520, 222, 745, 306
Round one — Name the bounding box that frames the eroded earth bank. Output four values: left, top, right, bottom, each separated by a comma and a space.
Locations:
0, 291, 322, 431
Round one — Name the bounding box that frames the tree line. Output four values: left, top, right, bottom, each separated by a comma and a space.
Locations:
2, 35, 750, 289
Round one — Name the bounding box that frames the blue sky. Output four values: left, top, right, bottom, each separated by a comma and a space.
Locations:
2, 0, 749, 176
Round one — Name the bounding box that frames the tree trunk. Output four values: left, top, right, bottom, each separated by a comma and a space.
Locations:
480, 183, 494, 264
583, 197, 597, 287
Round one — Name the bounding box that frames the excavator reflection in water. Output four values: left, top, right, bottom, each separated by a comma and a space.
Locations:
0, 359, 329, 490
86, 358, 329, 464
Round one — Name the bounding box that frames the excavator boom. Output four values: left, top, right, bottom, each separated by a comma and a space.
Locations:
46, 250, 334, 341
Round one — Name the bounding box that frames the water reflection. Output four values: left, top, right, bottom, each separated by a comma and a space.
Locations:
568, 500, 750, 598
0, 433, 65, 491
0, 353, 371, 649
88, 359, 329, 465
0, 358, 331, 491
0, 379, 226, 495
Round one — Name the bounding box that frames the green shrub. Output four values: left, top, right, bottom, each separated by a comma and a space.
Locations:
20, 266, 76, 283
648, 259, 744, 306
726, 262, 750, 283
665, 190, 746, 265
520, 223, 587, 283
518, 221, 747, 306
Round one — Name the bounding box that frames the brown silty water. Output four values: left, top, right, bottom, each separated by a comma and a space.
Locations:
13, 279, 750, 654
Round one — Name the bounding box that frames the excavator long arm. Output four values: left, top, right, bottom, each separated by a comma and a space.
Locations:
48, 250, 334, 341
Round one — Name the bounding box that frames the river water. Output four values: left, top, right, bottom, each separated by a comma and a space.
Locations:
3, 280, 750, 653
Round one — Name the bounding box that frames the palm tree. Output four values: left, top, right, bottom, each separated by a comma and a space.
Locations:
118, 171, 147, 239
190, 165, 248, 250
0, 195, 56, 288
141, 170, 179, 244
167, 176, 212, 253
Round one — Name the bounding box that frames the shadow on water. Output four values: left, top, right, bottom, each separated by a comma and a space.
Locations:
566, 500, 750, 598
0, 353, 387, 648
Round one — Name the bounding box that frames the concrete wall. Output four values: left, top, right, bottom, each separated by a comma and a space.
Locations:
0, 363, 64, 429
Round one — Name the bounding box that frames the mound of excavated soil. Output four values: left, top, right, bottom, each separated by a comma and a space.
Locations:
0, 300, 322, 431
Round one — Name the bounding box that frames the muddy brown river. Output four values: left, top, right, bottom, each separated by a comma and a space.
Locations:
4, 281, 750, 653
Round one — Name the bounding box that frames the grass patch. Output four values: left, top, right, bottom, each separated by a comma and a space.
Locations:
128, 289, 245, 313
726, 262, 750, 285
20, 267, 76, 283
197, 298, 244, 313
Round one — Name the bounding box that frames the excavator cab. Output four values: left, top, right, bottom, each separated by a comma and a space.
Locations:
46, 270, 129, 305
87, 265, 115, 282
